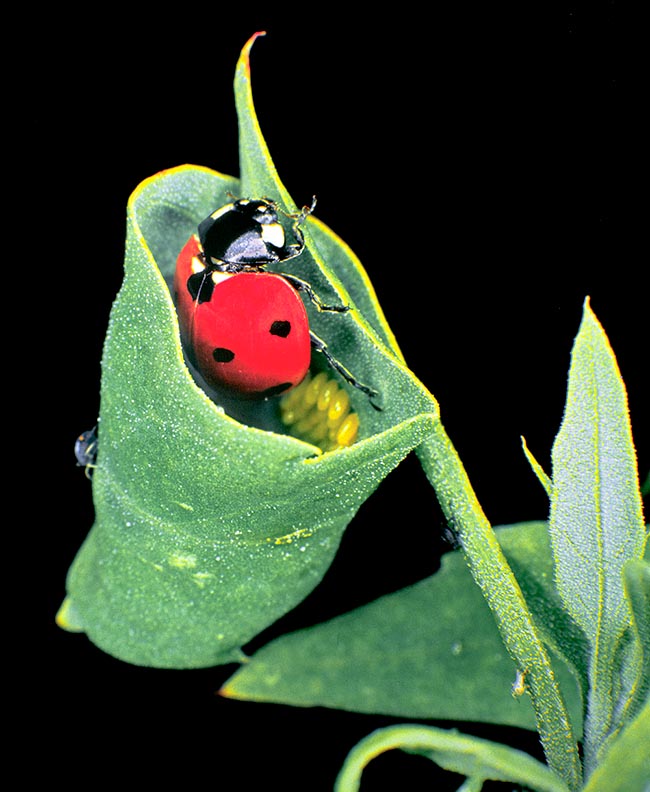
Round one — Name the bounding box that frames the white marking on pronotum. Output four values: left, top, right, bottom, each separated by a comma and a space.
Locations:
261, 222, 285, 249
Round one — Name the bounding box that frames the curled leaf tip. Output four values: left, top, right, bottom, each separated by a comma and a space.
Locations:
241, 31, 266, 73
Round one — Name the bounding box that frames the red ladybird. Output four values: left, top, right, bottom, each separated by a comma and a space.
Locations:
173, 198, 379, 403
174, 233, 311, 397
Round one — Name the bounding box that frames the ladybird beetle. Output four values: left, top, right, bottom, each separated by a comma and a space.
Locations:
173, 197, 379, 403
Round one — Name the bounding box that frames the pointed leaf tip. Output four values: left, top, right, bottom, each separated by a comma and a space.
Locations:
521, 436, 552, 498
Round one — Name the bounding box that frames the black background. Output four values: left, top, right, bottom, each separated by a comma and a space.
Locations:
37, 4, 646, 790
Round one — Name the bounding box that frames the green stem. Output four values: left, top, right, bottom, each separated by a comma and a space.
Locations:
416, 421, 583, 790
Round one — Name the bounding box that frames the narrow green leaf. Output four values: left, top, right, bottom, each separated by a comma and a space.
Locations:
334, 725, 569, 792
581, 700, 650, 792
549, 298, 646, 771
550, 297, 645, 643
58, 37, 440, 668
521, 435, 553, 498
223, 523, 583, 734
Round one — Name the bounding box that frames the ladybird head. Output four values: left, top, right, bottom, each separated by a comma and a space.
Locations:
197, 197, 307, 272
246, 198, 280, 224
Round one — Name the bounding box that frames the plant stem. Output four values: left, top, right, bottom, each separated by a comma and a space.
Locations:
416, 421, 583, 790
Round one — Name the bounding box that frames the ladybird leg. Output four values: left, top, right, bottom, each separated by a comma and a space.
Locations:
310, 331, 381, 408
281, 273, 351, 313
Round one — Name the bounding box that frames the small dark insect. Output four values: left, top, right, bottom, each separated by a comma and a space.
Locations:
75, 426, 98, 478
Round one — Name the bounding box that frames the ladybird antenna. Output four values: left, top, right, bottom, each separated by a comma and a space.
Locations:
282, 196, 317, 227
297, 195, 317, 225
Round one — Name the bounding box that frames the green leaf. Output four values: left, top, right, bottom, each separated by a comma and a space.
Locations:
582, 700, 650, 792
549, 298, 646, 770
521, 435, 553, 498
222, 522, 583, 734
58, 37, 439, 668
620, 558, 650, 724
334, 725, 569, 792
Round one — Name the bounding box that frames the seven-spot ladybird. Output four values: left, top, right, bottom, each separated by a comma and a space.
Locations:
173, 198, 379, 402
75, 425, 98, 478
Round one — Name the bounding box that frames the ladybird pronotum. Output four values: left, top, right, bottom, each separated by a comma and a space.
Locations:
279, 371, 359, 451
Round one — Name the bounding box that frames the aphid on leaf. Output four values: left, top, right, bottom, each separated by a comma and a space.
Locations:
511, 668, 528, 698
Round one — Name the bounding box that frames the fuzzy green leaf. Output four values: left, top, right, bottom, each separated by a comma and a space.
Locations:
549, 298, 646, 771
620, 558, 650, 724
581, 701, 650, 792
222, 522, 583, 733
58, 37, 439, 668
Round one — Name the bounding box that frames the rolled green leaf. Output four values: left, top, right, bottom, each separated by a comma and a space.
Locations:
58, 36, 438, 668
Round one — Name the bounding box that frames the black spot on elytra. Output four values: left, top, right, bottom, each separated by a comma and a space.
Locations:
213, 348, 235, 363
269, 320, 291, 338
258, 382, 293, 398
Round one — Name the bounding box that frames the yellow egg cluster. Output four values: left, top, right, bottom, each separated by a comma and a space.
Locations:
279, 371, 359, 451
